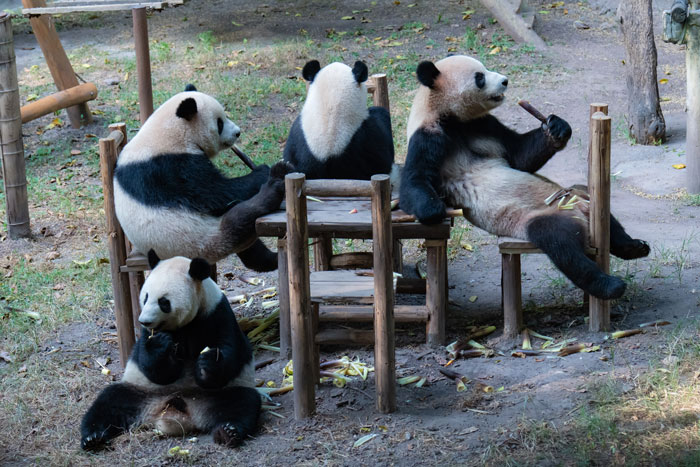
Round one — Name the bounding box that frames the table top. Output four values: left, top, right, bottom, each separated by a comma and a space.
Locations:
256, 197, 451, 240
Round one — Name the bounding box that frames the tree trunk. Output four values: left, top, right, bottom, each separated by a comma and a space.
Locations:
618, 0, 666, 144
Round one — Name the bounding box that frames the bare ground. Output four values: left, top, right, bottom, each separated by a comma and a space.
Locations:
1, 1, 699, 465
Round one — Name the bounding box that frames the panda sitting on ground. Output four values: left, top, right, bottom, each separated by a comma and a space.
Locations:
114, 84, 293, 271
400, 55, 649, 300
283, 60, 394, 180
81, 251, 260, 450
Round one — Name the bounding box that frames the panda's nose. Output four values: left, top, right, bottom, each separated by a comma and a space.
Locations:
234, 129, 241, 138
139, 319, 153, 328
502, 78, 508, 87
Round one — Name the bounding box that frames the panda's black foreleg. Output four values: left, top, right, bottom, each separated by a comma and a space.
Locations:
236, 239, 277, 272
610, 214, 650, 260
80, 383, 146, 451
503, 115, 572, 173
204, 387, 261, 447
526, 214, 626, 300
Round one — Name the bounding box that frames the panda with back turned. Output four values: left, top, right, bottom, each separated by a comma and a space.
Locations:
400, 55, 649, 300
81, 251, 260, 450
114, 84, 293, 271
283, 60, 394, 179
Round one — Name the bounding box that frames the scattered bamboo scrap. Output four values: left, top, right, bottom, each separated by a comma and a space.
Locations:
445, 326, 497, 360
606, 320, 671, 340
439, 368, 470, 392
510, 329, 600, 358
281, 356, 374, 389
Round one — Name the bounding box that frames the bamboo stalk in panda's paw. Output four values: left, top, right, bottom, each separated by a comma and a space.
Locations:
518, 100, 547, 123
232, 145, 258, 171
392, 208, 464, 223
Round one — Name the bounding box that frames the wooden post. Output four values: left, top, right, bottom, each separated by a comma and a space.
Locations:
687, 0, 700, 193
425, 239, 446, 346
370, 74, 390, 111
479, 0, 547, 51
100, 123, 135, 366
20, 82, 97, 123
22, 0, 91, 128
502, 253, 523, 339
277, 238, 291, 359
285, 173, 315, 419
0, 13, 30, 239
132, 7, 154, 123
589, 113, 612, 332
371, 174, 395, 414
313, 236, 332, 271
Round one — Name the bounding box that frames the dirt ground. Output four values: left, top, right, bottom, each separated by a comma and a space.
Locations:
1, 0, 699, 465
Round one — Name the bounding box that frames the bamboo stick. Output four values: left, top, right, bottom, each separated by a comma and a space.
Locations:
0, 13, 30, 239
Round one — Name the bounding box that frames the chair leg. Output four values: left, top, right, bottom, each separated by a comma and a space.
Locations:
277, 238, 292, 359
425, 239, 447, 346
502, 253, 523, 339
128, 271, 144, 338
392, 239, 403, 274
311, 302, 320, 386
313, 236, 332, 271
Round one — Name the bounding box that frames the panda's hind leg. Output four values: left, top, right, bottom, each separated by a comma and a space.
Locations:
196, 387, 261, 448
236, 238, 277, 272
80, 383, 146, 451
526, 214, 626, 300
610, 214, 650, 260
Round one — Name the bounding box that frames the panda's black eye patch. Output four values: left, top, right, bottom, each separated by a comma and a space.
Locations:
158, 297, 172, 314
143, 293, 148, 305
475, 72, 486, 89
217, 118, 224, 135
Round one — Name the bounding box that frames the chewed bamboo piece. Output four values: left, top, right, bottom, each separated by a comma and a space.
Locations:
518, 100, 547, 123
231, 145, 258, 171
392, 208, 464, 223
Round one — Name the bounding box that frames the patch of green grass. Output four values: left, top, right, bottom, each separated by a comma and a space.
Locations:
198, 30, 217, 51
684, 193, 700, 206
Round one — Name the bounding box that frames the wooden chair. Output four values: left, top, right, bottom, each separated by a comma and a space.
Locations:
500, 104, 612, 338
285, 173, 396, 419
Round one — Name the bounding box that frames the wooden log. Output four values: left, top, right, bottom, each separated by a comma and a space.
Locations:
100, 123, 135, 366
277, 238, 291, 359
329, 252, 373, 270
425, 239, 446, 346
285, 173, 315, 419
23, 3, 166, 15
589, 113, 612, 332
319, 304, 428, 323
304, 178, 372, 197
22, 0, 91, 128
369, 74, 390, 111
618, 0, 665, 144
0, 13, 30, 239
686, 1, 700, 193
313, 236, 332, 271
315, 329, 374, 345
20, 82, 97, 123
502, 253, 523, 339
392, 208, 463, 223
311, 302, 320, 385
479, 0, 547, 51
132, 7, 154, 124
371, 174, 395, 413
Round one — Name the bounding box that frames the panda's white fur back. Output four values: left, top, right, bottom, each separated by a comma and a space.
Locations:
300, 62, 369, 160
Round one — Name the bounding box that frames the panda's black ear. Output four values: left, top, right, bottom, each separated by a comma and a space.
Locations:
302, 60, 321, 82
188, 258, 211, 281
352, 61, 368, 84
184, 84, 197, 92
147, 249, 161, 269
416, 61, 441, 89
176, 97, 198, 121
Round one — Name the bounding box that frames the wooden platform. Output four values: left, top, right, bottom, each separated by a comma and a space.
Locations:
310, 270, 397, 304
23, 0, 183, 15
498, 236, 597, 255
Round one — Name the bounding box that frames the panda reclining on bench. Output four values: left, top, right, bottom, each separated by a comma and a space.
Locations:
114, 84, 293, 271
400, 55, 649, 300
81, 251, 260, 450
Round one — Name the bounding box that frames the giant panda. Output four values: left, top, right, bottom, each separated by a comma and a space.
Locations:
114, 84, 293, 271
400, 55, 650, 300
81, 251, 260, 450
283, 60, 394, 180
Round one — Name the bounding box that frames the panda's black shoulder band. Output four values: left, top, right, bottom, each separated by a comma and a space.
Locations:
416, 61, 440, 89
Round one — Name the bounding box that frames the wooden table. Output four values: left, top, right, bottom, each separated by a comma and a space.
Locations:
256, 198, 451, 357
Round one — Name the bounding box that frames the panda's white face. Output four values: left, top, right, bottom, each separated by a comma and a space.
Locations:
119, 90, 241, 163
138, 257, 203, 331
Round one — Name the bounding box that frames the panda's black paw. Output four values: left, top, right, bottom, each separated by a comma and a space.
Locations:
81, 432, 110, 452
144, 330, 175, 354
212, 422, 243, 448
414, 200, 447, 225
543, 115, 572, 149
612, 239, 650, 260
588, 274, 626, 300
269, 160, 295, 180
195, 348, 226, 389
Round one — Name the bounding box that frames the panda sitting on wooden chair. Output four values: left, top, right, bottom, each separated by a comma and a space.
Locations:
81, 251, 259, 450
114, 84, 293, 271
